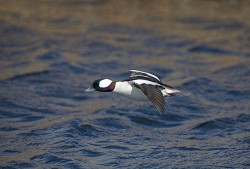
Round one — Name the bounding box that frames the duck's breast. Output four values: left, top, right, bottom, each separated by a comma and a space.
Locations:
113, 82, 148, 101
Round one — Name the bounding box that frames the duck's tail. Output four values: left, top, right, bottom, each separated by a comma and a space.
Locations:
172, 90, 191, 96
163, 88, 191, 97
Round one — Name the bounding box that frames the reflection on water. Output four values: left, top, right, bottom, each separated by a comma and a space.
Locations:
0, 0, 249, 168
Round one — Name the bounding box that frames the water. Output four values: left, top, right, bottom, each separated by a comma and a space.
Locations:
0, 1, 249, 168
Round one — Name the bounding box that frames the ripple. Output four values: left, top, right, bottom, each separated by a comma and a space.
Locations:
144, 36, 194, 49
161, 113, 190, 122
38, 51, 63, 61
177, 17, 244, 31
103, 145, 129, 150
94, 117, 129, 129
8, 70, 50, 81
89, 23, 153, 35
3, 162, 34, 169
68, 122, 101, 137
1, 25, 33, 35
59, 141, 80, 149
169, 102, 204, 116
182, 77, 215, 91
176, 17, 206, 24
128, 115, 181, 128
30, 154, 71, 163
204, 20, 244, 30
81, 149, 104, 157
86, 40, 121, 52
76, 124, 100, 136
64, 162, 83, 169
0, 101, 48, 122
19, 115, 44, 122
0, 126, 18, 131
236, 114, 250, 123
215, 63, 250, 74
173, 146, 200, 151
188, 44, 235, 55
191, 118, 237, 133
0, 98, 55, 119
50, 62, 85, 74
182, 77, 249, 103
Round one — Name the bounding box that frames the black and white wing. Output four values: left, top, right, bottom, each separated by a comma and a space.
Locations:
128, 70, 161, 82
134, 84, 165, 114
124, 69, 175, 89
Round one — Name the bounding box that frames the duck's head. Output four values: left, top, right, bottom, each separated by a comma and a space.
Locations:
85, 79, 115, 92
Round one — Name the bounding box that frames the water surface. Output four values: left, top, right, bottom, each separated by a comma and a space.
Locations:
0, 1, 249, 168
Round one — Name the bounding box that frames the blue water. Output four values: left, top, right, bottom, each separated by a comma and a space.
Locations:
0, 1, 250, 168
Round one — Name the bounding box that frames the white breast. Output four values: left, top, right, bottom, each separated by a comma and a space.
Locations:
113, 82, 148, 101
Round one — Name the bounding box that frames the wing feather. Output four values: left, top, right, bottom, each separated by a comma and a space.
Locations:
135, 84, 165, 114
126, 70, 175, 89
129, 70, 161, 82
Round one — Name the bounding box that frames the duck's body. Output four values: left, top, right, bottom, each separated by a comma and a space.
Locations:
85, 70, 181, 114
113, 81, 148, 101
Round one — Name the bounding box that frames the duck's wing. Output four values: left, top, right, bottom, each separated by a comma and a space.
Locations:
135, 84, 165, 114
128, 70, 161, 82
125, 70, 175, 89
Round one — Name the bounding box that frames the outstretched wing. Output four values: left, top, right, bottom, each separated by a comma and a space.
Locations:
129, 70, 161, 82
135, 84, 165, 114
124, 70, 175, 89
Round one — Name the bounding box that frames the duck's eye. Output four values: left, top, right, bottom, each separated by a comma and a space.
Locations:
93, 81, 100, 89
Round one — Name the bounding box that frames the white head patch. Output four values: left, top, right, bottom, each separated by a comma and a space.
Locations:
99, 79, 112, 88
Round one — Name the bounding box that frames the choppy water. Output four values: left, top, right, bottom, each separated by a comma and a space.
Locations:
0, 1, 250, 168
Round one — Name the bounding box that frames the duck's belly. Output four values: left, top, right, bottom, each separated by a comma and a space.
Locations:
126, 87, 148, 101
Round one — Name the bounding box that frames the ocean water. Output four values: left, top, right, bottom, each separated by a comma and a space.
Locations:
0, 1, 249, 168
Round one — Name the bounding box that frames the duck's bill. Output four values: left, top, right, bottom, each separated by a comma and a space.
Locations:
85, 87, 95, 92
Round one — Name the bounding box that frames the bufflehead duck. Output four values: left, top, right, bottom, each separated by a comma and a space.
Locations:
85, 70, 181, 114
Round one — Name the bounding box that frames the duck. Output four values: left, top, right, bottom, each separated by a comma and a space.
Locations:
85, 70, 181, 114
